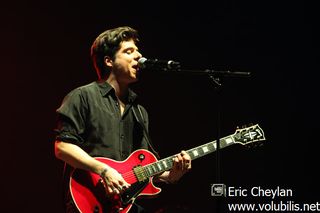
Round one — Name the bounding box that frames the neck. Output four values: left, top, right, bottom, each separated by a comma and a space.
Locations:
105, 75, 129, 103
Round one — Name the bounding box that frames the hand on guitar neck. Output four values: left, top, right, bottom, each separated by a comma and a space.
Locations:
155, 150, 192, 184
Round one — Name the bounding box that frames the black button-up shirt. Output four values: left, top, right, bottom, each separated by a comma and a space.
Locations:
55, 81, 149, 161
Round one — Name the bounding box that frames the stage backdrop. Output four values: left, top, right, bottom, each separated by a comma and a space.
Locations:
2, 1, 319, 212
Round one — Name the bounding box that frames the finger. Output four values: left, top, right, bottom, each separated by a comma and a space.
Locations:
104, 180, 120, 195
106, 185, 114, 195
182, 151, 191, 160
185, 160, 192, 170
116, 185, 123, 192
101, 178, 113, 193
176, 154, 184, 170
187, 162, 192, 169
111, 185, 120, 195
181, 150, 187, 156
180, 151, 191, 170
121, 184, 129, 190
118, 178, 131, 188
183, 158, 191, 168
172, 155, 179, 169
115, 182, 126, 192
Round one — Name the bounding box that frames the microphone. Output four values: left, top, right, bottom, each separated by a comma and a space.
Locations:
138, 57, 181, 71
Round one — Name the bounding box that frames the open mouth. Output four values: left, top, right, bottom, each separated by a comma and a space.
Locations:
132, 64, 139, 71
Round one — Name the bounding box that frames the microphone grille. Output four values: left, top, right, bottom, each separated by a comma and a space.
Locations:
138, 57, 147, 68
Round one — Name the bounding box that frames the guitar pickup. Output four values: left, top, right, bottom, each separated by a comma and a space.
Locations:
133, 165, 148, 182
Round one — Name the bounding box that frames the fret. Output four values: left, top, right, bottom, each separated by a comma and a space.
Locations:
196, 146, 205, 156
164, 158, 173, 168
151, 165, 157, 173
162, 160, 168, 169
225, 137, 233, 144
156, 162, 162, 171
202, 146, 209, 153
208, 142, 216, 151
147, 166, 152, 175
219, 139, 227, 148
191, 150, 199, 157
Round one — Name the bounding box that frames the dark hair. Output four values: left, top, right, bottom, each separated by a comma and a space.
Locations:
90, 26, 139, 79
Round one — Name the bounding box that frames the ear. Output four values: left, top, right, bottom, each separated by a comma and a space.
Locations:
104, 56, 113, 68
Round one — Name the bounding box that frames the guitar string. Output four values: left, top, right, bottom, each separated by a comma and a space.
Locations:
120, 158, 174, 183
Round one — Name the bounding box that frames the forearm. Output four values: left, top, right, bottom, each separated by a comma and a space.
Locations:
54, 140, 107, 175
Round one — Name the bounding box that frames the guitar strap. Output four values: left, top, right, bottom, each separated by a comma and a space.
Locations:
132, 105, 160, 159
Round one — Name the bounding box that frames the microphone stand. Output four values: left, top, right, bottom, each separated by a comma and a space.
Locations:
146, 65, 250, 212
204, 70, 250, 213
209, 74, 223, 213
165, 67, 250, 212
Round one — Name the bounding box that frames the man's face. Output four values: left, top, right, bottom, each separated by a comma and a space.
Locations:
111, 39, 142, 84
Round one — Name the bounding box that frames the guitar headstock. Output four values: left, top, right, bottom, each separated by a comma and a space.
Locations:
233, 124, 266, 147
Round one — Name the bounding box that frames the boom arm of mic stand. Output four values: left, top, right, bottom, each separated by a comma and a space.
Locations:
170, 68, 251, 78
204, 70, 251, 78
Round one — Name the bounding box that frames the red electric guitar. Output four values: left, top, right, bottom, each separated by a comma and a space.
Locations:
70, 124, 265, 213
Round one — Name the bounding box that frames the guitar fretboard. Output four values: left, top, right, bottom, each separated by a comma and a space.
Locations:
143, 135, 235, 178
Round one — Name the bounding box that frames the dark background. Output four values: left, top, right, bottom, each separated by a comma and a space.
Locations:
2, 1, 319, 212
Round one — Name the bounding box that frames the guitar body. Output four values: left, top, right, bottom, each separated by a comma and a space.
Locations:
70, 149, 161, 213
69, 124, 265, 213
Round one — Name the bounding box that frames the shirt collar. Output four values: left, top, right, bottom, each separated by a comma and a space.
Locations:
96, 80, 138, 104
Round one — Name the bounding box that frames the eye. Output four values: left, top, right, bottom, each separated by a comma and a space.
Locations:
125, 49, 133, 54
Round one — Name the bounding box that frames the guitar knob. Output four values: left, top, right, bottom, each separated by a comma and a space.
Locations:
138, 154, 145, 161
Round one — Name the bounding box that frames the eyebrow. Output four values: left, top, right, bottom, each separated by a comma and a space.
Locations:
122, 46, 139, 52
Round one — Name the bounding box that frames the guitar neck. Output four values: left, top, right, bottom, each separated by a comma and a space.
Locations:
143, 135, 235, 178
187, 135, 235, 160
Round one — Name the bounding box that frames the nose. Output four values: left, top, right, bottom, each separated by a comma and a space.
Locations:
135, 50, 142, 60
